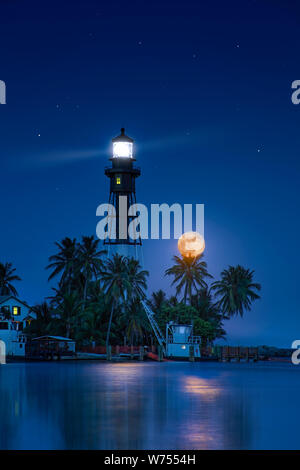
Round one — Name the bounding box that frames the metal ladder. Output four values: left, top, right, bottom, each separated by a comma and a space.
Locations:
141, 300, 166, 355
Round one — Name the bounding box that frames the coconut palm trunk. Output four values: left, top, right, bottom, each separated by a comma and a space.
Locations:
82, 276, 88, 310
106, 300, 115, 348
66, 321, 71, 339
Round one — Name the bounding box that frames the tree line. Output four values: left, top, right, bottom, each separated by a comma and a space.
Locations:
0, 235, 261, 347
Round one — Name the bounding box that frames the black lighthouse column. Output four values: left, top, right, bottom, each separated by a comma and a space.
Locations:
104, 128, 142, 255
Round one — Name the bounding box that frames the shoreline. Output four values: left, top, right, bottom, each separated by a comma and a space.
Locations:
4, 355, 293, 364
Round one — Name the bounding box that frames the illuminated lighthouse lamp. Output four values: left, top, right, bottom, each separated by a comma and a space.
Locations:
112, 128, 133, 158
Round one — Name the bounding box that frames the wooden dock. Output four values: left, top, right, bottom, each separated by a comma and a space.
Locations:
218, 346, 258, 362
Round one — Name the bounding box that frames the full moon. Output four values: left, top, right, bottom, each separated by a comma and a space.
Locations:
178, 231, 205, 259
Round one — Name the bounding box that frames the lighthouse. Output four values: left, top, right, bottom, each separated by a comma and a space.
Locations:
104, 128, 142, 259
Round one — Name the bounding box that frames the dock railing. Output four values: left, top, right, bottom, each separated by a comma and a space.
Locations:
221, 346, 258, 362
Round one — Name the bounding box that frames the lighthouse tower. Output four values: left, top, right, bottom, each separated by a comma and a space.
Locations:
104, 128, 142, 260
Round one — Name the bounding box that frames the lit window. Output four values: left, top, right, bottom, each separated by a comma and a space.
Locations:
13, 306, 21, 316
116, 177, 121, 185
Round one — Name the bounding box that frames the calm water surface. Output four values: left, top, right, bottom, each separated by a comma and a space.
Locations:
0, 360, 299, 449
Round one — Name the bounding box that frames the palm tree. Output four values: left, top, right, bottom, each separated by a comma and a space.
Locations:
46, 238, 78, 293
26, 302, 53, 336
54, 292, 83, 338
212, 265, 261, 317
191, 287, 226, 342
191, 287, 220, 321
0, 262, 21, 296
77, 292, 107, 346
169, 295, 179, 307
150, 290, 167, 313
165, 255, 212, 304
81, 280, 107, 341
101, 254, 130, 348
121, 298, 149, 345
77, 236, 106, 308
126, 258, 148, 300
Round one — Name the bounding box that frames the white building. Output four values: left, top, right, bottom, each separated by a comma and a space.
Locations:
166, 322, 201, 359
0, 296, 35, 357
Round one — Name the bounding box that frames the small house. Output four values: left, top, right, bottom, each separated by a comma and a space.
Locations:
0, 295, 35, 357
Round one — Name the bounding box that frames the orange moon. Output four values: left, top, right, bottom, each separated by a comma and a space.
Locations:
178, 231, 205, 259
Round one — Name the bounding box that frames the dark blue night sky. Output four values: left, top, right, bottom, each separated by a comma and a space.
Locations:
0, 0, 300, 346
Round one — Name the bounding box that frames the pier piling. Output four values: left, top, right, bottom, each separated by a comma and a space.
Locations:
139, 346, 144, 361
158, 345, 163, 361
106, 345, 112, 361
189, 345, 195, 362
